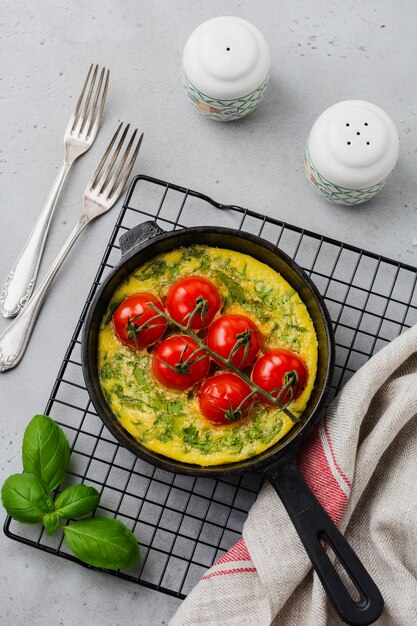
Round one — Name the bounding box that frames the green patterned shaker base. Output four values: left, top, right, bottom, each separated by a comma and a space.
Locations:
304, 145, 393, 205
182, 70, 269, 121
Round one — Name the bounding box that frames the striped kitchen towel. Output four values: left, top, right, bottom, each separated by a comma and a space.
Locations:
169, 323, 417, 625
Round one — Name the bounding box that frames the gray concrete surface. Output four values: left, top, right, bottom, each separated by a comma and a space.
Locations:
1, 1, 416, 624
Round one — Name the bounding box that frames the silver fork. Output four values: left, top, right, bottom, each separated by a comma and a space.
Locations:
0, 64, 110, 319
0, 123, 143, 372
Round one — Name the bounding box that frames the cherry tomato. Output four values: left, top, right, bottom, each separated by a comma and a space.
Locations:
113, 293, 167, 349
152, 335, 210, 390
166, 276, 221, 329
198, 373, 253, 425
252, 349, 308, 406
206, 314, 261, 369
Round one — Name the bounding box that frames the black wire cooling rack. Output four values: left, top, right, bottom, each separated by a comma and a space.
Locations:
4, 175, 417, 598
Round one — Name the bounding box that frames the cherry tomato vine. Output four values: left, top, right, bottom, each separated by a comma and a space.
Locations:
146, 301, 301, 423
113, 282, 306, 424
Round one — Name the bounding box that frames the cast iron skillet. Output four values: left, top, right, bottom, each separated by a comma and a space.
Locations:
82, 221, 384, 625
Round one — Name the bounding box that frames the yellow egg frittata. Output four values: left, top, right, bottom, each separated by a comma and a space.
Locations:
98, 245, 318, 465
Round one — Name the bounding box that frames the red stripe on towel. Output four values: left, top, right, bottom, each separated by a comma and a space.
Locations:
215, 538, 251, 565
323, 421, 352, 489
202, 566, 257, 580
298, 429, 348, 526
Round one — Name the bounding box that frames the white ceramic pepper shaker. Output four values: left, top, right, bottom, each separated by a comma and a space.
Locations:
182, 16, 271, 121
304, 100, 399, 205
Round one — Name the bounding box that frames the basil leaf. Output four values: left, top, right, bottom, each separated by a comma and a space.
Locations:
133, 366, 148, 387
134, 258, 167, 281
212, 270, 246, 304
103, 298, 124, 326
1, 473, 53, 523
183, 426, 213, 453
285, 323, 307, 333
43, 512, 60, 535
165, 400, 184, 414
63, 517, 140, 570
22, 415, 70, 491
54, 484, 100, 520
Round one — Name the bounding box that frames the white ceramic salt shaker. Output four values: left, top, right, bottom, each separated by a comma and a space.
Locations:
182, 16, 271, 121
304, 100, 399, 205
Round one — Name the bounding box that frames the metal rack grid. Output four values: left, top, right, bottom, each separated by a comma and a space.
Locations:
4, 175, 417, 599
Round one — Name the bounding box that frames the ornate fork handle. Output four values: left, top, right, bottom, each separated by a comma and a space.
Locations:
0, 215, 89, 372
0, 123, 142, 372
0, 160, 72, 318
1, 64, 109, 319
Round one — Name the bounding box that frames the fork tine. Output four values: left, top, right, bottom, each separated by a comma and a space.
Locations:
88, 122, 123, 190
97, 69, 110, 125
102, 128, 138, 197
95, 124, 130, 194
107, 131, 144, 202
68, 64, 93, 131
85, 67, 108, 138
81, 67, 104, 138
79, 65, 100, 135
74, 64, 98, 135
71, 64, 98, 134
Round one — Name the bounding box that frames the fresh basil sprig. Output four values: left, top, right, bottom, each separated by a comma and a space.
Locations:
1, 473, 53, 523
64, 518, 140, 570
22, 414, 70, 491
42, 484, 101, 535
1, 415, 140, 571
54, 484, 101, 519
43, 511, 61, 535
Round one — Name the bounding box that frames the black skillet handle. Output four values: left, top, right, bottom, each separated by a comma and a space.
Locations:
263, 461, 384, 625
119, 221, 165, 257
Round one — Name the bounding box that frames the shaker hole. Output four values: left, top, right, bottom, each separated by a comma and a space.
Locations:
357, 132, 360, 135
347, 141, 351, 145
366, 141, 370, 145
346, 123, 350, 126
226, 47, 231, 51
364, 122, 368, 126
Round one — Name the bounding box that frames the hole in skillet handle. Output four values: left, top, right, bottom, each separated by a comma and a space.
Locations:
263, 459, 384, 625
320, 538, 361, 603
119, 221, 166, 257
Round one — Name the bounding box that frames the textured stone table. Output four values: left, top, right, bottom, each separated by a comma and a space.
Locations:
1, 1, 416, 624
